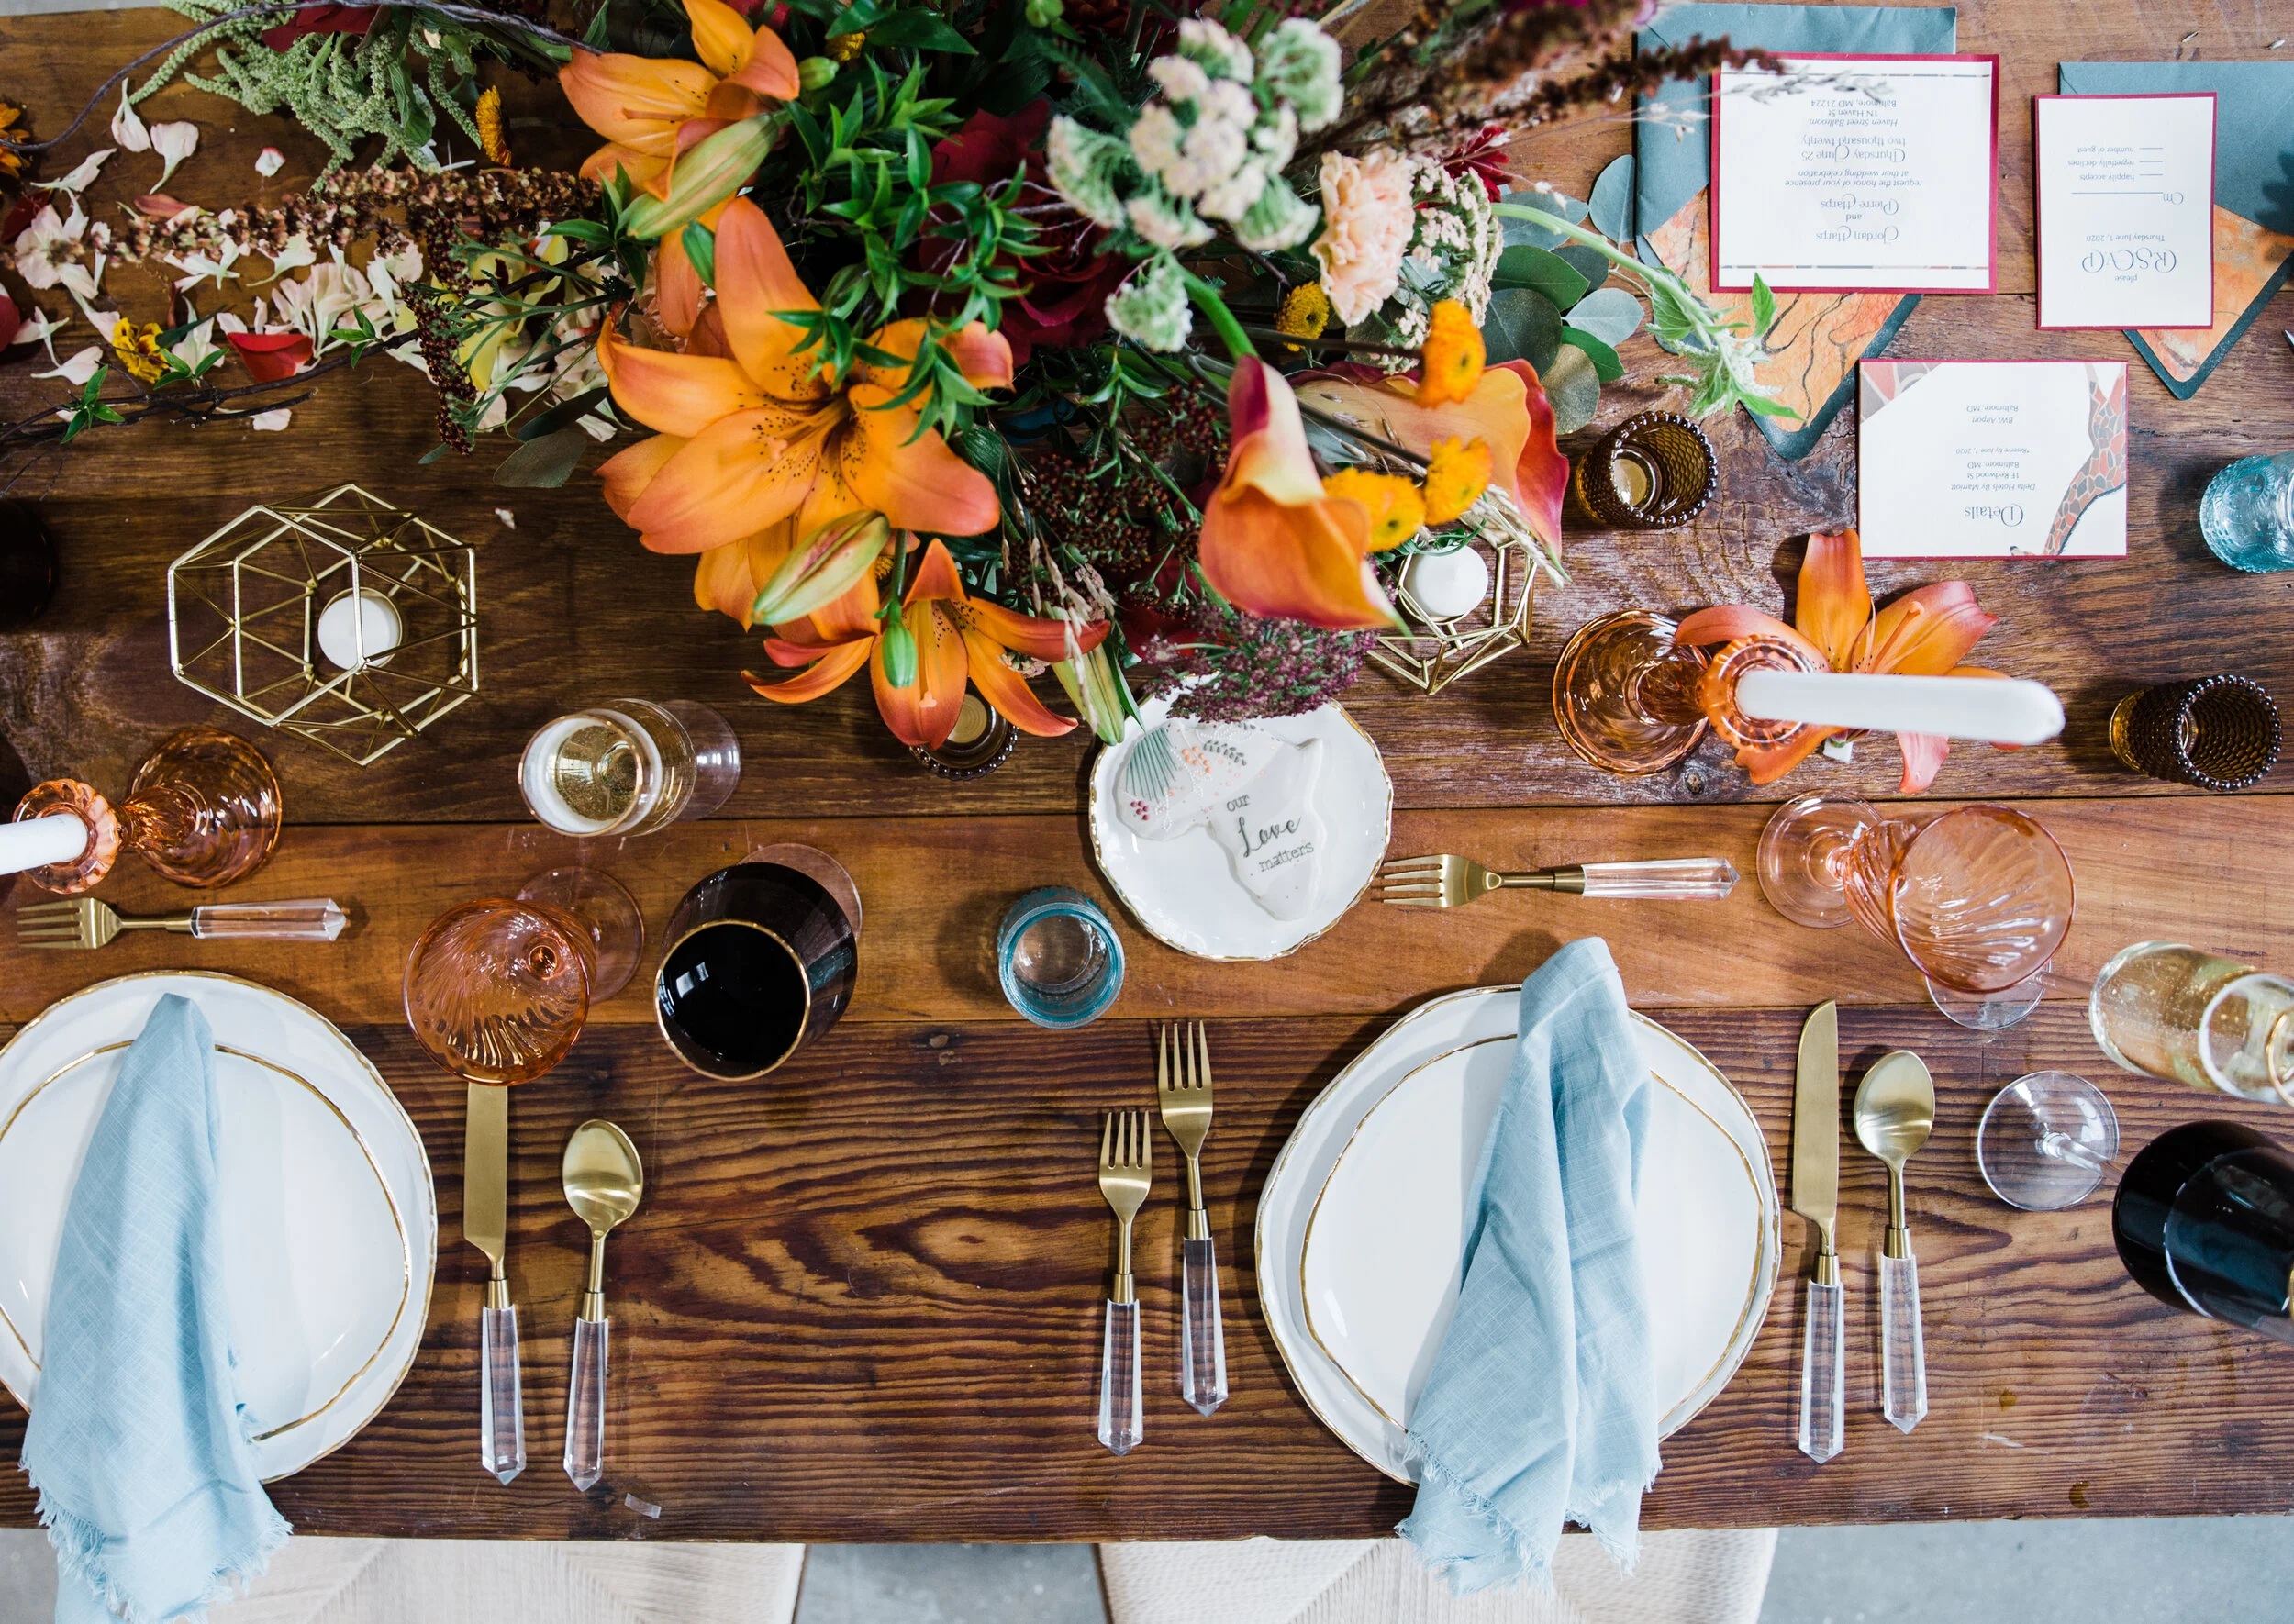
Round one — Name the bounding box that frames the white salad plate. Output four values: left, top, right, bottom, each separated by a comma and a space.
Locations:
1258, 986, 1778, 1482
0, 973, 436, 1480
1088, 696, 1393, 962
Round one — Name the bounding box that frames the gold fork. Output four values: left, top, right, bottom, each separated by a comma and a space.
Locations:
15, 895, 350, 949
1373, 854, 1740, 909
1096, 1108, 1151, 1456
1158, 1023, 1227, 1415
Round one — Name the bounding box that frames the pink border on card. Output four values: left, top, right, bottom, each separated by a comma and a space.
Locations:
1709, 52, 2000, 295
1852, 358, 2130, 561
2033, 93, 2217, 331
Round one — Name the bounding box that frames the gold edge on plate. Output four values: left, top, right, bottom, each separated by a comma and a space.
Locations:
0, 970, 440, 1483
1085, 702, 1395, 964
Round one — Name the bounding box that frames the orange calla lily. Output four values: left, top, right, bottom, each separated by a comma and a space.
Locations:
746, 539, 1109, 748
596, 197, 1010, 622
1197, 359, 1397, 631
1674, 529, 2003, 791
559, 0, 799, 199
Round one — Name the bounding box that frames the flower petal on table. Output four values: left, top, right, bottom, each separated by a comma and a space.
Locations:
1794, 530, 1871, 672
1860, 582, 1997, 675
961, 628, 1075, 736
745, 635, 873, 701
598, 430, 686, 521
598, 323, 766, 436
871, 601, 969, 749
840, 384, 1000, 536
627, 406, 828, 552
1894, 730, 1951, 793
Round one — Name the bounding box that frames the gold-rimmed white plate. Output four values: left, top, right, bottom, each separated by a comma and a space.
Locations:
1257, 987, 1778, 1483
0, 973, 435, 1481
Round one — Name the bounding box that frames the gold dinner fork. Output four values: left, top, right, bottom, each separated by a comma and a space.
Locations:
15, 895, 350, 950
1373, 854, 1739, 909
1158, 1023, 1226, 1415
1096, 1109, 1151, 1456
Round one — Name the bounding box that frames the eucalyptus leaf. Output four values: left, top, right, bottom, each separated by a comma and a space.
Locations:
1555, 243, 1611, 291
1480, 285, 1562, 373
1567, 286, 1643, 347
1490, 245, 1588, 309
494, 426, 590, 488
1559, 327, 1623, 383
514, 384, 611, 442
1543, 343, 1602, 435
1587, 154, 1635, 243
1496, 188, 1587, 250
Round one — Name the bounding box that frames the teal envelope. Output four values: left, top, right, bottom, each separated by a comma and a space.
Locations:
2058, 61, 2294, 398
1632, 5, 1958, 460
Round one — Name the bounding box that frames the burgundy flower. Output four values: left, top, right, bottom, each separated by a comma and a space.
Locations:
1442, 124, 1514, 203
928, 101, 1130, 365
260, 3, 377, 49
227, 331, 313, 383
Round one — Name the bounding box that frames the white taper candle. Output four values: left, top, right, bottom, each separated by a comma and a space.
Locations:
0, 811, 89, 875
1735, 671, 2066, 745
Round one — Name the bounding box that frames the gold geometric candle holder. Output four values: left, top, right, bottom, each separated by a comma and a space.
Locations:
166, 484, 480, 766
1366, 528, 1542, 696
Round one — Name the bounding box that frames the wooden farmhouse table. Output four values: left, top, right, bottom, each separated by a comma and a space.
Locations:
5, 0, 2294, 1546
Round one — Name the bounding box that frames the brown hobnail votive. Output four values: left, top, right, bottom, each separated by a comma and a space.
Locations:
1571, 411, 1719, 530
909, 693, 1018, 779
2110, 675, 2280, 793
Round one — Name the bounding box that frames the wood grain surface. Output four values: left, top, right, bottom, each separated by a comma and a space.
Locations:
3, 0, 2294, 1543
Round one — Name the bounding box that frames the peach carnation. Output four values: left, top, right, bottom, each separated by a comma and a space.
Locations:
1311, 150, 1417, 327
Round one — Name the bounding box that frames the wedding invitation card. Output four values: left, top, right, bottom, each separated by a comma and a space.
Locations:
1856, 361, 2128, 559
1709, 53, 1999, 293
2035, 93, 2216, 329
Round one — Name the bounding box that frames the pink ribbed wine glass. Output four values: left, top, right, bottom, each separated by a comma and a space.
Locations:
1759, 795, 2076, 1029
404, 898, 595, 1085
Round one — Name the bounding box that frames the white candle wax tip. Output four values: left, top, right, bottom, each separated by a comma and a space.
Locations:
1401, 547, 1491, 620
1735, 671, 2066, 746
317, 589, 404, 671
0, 811, 89, 875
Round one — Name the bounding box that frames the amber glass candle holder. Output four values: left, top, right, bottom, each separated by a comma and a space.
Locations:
1571, 411, 1719, 530
8, 726, 282, 895
2109, 674, 2280, 792
1552, 610, 1712, 774
908, 694, 1018, 779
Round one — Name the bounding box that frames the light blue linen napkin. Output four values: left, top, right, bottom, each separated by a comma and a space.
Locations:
21, 993, 291, 1624
1398, 939, 1656, 1594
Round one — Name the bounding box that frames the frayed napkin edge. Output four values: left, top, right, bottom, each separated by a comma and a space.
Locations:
28, 1466, 292, 1624
1398, 1442, 1556, 1593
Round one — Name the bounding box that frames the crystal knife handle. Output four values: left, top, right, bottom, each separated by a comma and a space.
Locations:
188, 898, 350, 940
1879, 1251, 1928, 1434
1567, 859, 1740, 900
1180, 1235, 1228, 1417
564, 1316, 608, 1490
1097, 1298, 1141, 1456
1798, 1277, 1843, 1463
480, 1302, 526, 1484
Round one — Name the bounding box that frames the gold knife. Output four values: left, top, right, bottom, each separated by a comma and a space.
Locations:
466, 1082, 525, 1484
1792, 1001, 1843, 1464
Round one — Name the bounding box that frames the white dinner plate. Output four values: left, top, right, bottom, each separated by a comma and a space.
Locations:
1258, 986, 1778, 1482
0, 973, 436, 1480
1088, 696, 1392, 961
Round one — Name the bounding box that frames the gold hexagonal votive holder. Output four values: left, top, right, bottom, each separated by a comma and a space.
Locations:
1367, 530, 1542, 697
166, 484, 480, 766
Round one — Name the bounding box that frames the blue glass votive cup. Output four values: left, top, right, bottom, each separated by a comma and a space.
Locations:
2200, 452, 2294, 572
997, 887, 1125, 1029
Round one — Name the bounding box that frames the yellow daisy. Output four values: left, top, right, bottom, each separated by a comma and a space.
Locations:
1322, 467, 1425, 551
1421, 436, 1492, 526
1414, 299, 1485, 408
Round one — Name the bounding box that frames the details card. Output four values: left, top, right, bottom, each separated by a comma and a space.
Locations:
1709, 53, 1999, 294
2035, 93, 2216, 329
1857, 361, 2128, 559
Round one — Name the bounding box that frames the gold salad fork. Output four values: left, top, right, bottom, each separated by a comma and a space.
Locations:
1096, 1109, 1151, 1456
1158, 1023, 1226, 1415
15, 895, 350, 950
1373, 854, 1739, 909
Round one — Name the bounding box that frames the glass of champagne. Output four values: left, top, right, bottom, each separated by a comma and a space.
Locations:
2088, 940, 2294, 1105
519, 699, 741, 838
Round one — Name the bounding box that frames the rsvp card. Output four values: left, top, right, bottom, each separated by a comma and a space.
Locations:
2035, 93, 2216, 329
1856, 360, 2128, 559
1709, 53, 1999, 293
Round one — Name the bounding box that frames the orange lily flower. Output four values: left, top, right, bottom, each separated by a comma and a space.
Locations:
595, 197, 1010, 622
1197, 359, 1397, 631
747, 539, 1109, 748
1674, 529, 2002, 791
558, 0, 799, 199
1293, 359, 1566, 552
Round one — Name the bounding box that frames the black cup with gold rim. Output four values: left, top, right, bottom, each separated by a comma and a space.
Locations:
653, 856, 859, 1080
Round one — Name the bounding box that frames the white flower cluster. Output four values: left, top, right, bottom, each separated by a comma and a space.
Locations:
1104, 255, 1192, 352
1356, 160, 1504, 358
1045, 16, 1340, 260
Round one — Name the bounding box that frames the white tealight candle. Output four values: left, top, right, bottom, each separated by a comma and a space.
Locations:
1400, 546, 1491, 620
0, 811, 89, 875
317, 588, 404, 671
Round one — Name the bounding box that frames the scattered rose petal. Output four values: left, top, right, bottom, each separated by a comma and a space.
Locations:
136, 194, 196, 219
110, 87, 150, 153
33, 345, 103, 384
10, 308, 63, 349
168, 317, 221, 371
249, 408, 293, 431
264, 235, 316, 276
0, 294, 19, 351
150, 122, 198, 190
0, 195, 39, 243
494, 507, 517, 528
35, 150, 114, 195
255, 146, 284, 177
226, 329, 313, 382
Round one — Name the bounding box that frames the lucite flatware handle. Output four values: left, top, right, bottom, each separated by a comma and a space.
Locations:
1880, 1252, 1928, 1434
1571, 859, 1740, 900
1798, 1278, 1843, 1464
564, 1317, 608, 1490
1097, 1298, 1141, 1456
480, 1303, 526, 1484
1180, 1236, 1228, 1417
188, 898, 349, 940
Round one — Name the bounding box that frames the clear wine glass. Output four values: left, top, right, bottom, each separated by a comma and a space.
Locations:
1758, 794, 2077, 1030
1977, 1072, 2121, 1210
404, 898, 594, 1085
515, 867, 645, 1001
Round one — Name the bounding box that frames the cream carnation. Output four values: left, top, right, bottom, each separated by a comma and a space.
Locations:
1311, 150, 1418, 326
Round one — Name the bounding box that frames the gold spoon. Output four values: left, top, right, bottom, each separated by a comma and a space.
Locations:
561, 1118, 643, 1490
1854, 1051, 1935, 1436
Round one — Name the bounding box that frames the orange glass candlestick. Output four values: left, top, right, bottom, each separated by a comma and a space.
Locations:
8, 726, 282, 895
1552, 610, 1714, 774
